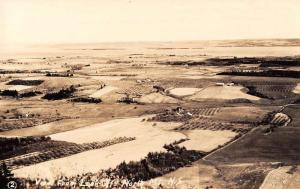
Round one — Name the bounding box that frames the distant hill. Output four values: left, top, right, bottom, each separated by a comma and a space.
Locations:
44, 39, 300, 50
213, 39, 300, 47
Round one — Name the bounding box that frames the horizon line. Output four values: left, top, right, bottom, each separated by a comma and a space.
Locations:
27, 37, 300, 46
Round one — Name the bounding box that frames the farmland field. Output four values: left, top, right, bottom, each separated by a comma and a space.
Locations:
0, 39, 300, 188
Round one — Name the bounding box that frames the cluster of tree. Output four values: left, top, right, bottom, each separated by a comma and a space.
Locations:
0, 90, 19, 97
14, 144, 202, 188
1, 140, 72, 163
153, 85, 166, 93
0, 90, 42, 98
260, 111, 278, 126
114, 144, 204, 182
161, 57, 299, 66
18, 91, 42, 98
218, 70, 300, 78
260, 60, 300, 67
70, 97, 102, 104
6, 79, 44, 86
171, 138, 188, 145
205, 57, 261, 66
117, 96, 137, 104
4, 137, 135, 168
0, 136, 51, 159
207, 57, 300, 67
0, 70, 26, 74
150, 107, 192, 122
43, 85, 76, 100
0, 163, 16, 189
45, 72, 73, 77
162, 60, 206, 66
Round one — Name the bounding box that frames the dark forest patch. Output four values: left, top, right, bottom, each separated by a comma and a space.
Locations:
217, 70, 300, 78
45, 72, 73, 77
70, 97, 102, 103
6, 80, 44, 86
0, 90, 42, 98
160, 56, 300, 67
42, 86, 76, 100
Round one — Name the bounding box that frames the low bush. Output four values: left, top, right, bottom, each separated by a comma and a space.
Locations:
0, 136, 51, 158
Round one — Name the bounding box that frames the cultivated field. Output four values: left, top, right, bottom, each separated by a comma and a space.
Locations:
0, 39, 300, 188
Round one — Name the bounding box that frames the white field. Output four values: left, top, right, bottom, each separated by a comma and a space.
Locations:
179, 130, 237, 152
21, 76, 44, 80
138, 92, 178, 104
50, 116, 182, 144
13, 116, 185, 180
169, 88, 201, 97
0, 82, 33, 91
7, 85, 33, 91
89, 86, 118, 98
260, 166, 300, 189
188, 85, 260, 100
293, 84, 300, 94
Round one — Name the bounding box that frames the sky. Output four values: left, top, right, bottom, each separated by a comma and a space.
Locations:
1, 0, 300, 46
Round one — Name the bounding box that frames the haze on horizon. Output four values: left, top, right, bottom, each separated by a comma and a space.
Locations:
1, 0, 300, 47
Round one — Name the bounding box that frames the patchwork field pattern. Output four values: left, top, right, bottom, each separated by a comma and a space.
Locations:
1, 41, 300, 188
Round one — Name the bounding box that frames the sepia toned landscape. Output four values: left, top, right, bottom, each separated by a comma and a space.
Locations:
0, 39, 300, 188
1, 0, 300, 188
